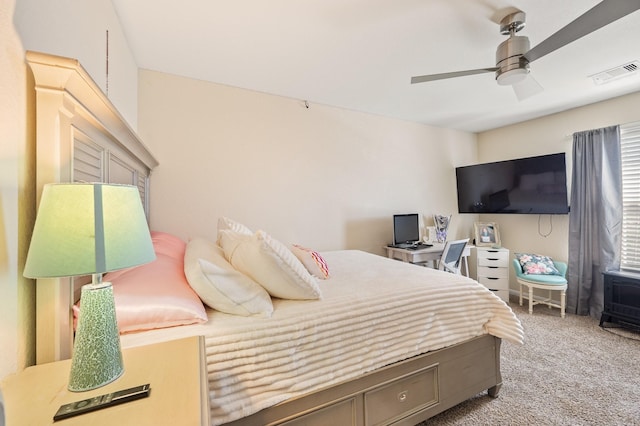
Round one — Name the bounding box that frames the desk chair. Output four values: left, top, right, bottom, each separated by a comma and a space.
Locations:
438, 239, 469, 274
512, 258, 568, 318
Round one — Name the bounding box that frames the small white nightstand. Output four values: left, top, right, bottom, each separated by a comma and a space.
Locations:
476, 247, 510, 303
1, 336, 210, 426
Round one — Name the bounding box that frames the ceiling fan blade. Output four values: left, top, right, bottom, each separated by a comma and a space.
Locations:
523, 0, 640, 63
512, 74, 544, 101
411, 67, 497, 84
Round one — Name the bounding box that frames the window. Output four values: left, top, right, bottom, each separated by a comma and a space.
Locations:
620, 122, 640, 271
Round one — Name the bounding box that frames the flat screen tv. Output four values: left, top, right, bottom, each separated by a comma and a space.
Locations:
393, 214, 420, 245
456, 153, 570, 214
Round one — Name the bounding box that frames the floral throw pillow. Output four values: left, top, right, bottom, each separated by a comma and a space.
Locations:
515, 253, 561, 275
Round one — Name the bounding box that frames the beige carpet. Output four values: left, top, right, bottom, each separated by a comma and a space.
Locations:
420, 298, 640, 426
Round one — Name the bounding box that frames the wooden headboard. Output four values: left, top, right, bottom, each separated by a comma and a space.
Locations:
27, 51, 159, 364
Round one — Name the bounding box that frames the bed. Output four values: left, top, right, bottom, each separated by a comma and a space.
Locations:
28, 51, 524, 426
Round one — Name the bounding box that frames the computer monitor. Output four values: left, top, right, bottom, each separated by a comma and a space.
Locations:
393, 214, 420, 246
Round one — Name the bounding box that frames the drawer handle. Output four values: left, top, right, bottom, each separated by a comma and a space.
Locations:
486, 277, 499, 280
487, 258, 499, 261
398, 391, 408, 402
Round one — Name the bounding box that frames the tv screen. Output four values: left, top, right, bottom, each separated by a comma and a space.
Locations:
393, 214, 420, 245
456, 153, 570, 214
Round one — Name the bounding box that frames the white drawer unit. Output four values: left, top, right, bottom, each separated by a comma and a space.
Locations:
476, 247, 510, 303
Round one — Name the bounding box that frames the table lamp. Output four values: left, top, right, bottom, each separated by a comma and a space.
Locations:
24, 183, 156, 392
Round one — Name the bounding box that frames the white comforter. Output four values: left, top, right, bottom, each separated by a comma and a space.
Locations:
121, 250, 524, 425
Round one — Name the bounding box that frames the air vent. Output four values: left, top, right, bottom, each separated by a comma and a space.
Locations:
591, 61, 640, 85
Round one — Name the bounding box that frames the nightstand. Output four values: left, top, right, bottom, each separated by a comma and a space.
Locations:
1, 336, 210, 425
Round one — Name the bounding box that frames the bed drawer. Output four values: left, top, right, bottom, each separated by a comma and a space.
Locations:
281, 397, 357, 426
364, 365, 438, 426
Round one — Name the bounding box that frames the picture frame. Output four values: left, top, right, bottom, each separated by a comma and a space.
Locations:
474, 222, 501, 247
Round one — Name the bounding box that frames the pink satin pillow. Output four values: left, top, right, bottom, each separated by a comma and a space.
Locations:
150, 231, 188, 259
77, 231, 208, 334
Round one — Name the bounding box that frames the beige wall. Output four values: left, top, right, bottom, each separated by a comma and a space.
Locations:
477, 91, 640, 292
138, 70, 478, 254
0, 0, 33, 380
13, 0, 139, 128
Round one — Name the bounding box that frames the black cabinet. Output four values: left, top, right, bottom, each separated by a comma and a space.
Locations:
601, 271, 640, 329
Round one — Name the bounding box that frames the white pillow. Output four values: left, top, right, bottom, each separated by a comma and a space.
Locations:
291, 245, 330, 279
219, 230, 322, 300
216, 217, 252, 245
184, 237, 273, 317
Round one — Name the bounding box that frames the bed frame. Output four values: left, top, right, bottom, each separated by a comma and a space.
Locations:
29, 51, 504, 425
225, 335, 501, 426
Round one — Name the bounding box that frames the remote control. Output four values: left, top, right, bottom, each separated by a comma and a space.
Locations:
53, 384, 151, 421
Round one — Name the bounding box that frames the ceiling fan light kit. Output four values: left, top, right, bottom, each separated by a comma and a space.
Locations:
497, 67, 529, 86
410, 0, 640, 100
495, 32, 530, 86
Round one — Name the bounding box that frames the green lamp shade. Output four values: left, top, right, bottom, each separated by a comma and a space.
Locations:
24, 183, 155, 278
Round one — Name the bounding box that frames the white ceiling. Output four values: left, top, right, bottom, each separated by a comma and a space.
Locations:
111, 0, 640, 133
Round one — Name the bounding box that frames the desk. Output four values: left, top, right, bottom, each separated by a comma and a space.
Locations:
385, 243, 472, 277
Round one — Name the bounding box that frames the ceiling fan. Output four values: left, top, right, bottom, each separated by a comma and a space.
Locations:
411, 0, 640, 100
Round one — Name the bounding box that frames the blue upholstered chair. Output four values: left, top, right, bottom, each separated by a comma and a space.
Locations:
512, 258, 568, 318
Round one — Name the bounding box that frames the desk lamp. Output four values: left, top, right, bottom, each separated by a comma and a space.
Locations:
24, 183, 155, 392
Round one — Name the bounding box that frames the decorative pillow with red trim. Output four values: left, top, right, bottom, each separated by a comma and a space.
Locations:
291, 245, 330, 279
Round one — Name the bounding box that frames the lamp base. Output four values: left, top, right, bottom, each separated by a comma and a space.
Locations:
68, 281, 123, 392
